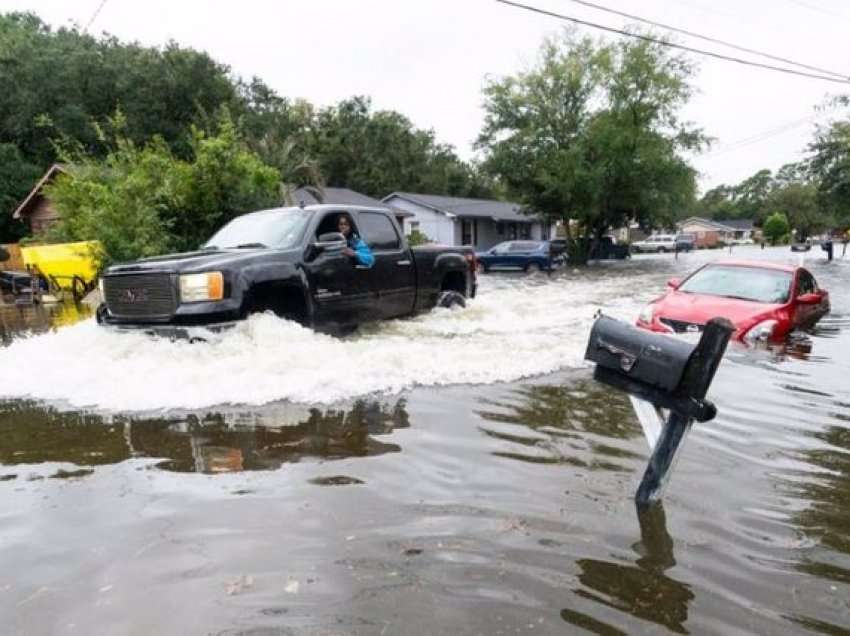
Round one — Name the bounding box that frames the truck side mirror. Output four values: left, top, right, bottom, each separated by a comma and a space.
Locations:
314, 232, 347, 252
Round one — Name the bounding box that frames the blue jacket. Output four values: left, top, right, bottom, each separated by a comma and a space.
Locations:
348, 236, 375, 268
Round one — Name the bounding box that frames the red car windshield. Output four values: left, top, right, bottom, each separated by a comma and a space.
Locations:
678, 265, 792, 304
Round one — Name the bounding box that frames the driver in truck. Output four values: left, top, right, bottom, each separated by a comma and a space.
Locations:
337, 213, 374, 268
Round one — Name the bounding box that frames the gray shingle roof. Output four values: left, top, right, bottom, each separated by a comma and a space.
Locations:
714, 218, 755, 231
384, 192, 535, 223
292, 186, 413, 217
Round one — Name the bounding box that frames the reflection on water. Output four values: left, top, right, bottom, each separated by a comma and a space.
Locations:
564, 505, 693, 634
0, 300, 92, 344
0, 398, 409, 476
476, 381, 643, 470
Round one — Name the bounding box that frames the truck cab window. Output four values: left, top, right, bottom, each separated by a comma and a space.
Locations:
357, 212, 401, 250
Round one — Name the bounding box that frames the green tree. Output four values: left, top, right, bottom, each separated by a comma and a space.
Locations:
43, 114, 279, 267
762, 212, 790, 245
808, 120, 850, 230
0, 13, 240, 163
0, 143, 40, 242
766, 181, 829, 240
477, 32, 702, 264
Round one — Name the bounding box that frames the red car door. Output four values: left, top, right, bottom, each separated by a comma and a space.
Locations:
792, 268, 827, 328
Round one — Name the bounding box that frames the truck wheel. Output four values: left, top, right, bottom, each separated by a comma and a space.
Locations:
437, 290, 466, 309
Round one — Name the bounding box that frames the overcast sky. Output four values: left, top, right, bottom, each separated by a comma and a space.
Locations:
3, 0, 849, 193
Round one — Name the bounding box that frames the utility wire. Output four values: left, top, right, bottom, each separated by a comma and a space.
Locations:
699, 111, 834, 160
84, 0, 108, 32
563, 0, 849, 80
494, 0, 850, 85
786, 0, 850, 23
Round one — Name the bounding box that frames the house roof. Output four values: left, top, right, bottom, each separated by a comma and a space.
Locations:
714, 218, 755, 231
677, 216, 755, 232
12, 163, 72, 219
292, 186, 413, 217
383, 192, 535, 223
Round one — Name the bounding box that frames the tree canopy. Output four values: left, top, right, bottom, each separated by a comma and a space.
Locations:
477, 32, 703, 263
43, 114, 280, 267
0, 12, 490, 243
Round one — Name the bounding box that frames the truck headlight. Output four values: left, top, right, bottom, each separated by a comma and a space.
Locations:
743, 319, 777, 345
638, 303, 654, 324
98, 277, 105, 298
180, 272, 224, 303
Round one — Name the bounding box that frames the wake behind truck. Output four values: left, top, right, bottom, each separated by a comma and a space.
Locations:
97, 205, 477, 337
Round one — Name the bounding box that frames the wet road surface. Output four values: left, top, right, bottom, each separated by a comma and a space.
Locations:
1, 246, 849, 635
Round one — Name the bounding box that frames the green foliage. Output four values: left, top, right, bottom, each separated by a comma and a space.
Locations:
477, 32, 702, 264
763, 212, 790, 245
294, 97, 493, 199
0, 143, 40, 242
765, 181, 827, 241
406, 229, 431, 246
175, 117, 281, 251
0, 13, 239, 164
0, 12, 492, 235
695, 161, 834, 238
808, 120, 850, 230
43, 114, 279, 268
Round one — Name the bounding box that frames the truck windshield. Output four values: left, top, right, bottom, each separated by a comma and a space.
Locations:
678, 265, 792, 304
204, 209, 311, 250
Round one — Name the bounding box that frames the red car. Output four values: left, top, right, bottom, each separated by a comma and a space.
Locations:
636, 260, 830, 344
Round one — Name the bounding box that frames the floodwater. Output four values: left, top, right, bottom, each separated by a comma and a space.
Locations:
1, 246, 848, 635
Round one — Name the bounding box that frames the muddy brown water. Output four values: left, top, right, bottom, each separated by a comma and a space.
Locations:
1, 246, 849, 635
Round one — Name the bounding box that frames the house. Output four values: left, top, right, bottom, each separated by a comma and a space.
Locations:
12, 164, 71, 234
677, 217, 756, 247
291, 186, 413, 230
381, 192, 554, 250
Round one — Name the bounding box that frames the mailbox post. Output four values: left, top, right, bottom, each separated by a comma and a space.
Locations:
585, 315, 734, 505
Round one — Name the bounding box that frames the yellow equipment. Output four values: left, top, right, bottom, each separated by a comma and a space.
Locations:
21, 241, 100, 292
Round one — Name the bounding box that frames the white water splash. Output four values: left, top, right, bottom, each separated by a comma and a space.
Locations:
0, 273, 650, 411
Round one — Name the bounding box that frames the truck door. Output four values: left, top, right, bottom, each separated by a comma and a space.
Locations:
303, 212, 371, 327
355, 211, 416, 319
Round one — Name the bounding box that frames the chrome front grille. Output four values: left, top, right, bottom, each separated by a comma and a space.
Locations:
103, 274, 177, 319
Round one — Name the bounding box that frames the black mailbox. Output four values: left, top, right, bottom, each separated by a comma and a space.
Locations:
585, 315, 696, 393
584, 313, 734, 504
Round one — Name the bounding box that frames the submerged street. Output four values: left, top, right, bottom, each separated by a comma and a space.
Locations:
1, 246, 849, 634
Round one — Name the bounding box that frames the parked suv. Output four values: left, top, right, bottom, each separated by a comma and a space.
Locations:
631, 234, 677, 253
675, 233, 696, 252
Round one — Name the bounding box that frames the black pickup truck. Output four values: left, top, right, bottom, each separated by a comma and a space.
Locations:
97, 205, 477, 337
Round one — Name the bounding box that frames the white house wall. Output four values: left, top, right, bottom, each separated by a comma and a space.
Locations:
387, 198, 455, 245
384, 195, 554, 249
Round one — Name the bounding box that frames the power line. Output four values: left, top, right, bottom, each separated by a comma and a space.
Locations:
84, 0, 108, 33
700, 113, 828, 160
786, 0, 850, 23
494, 0, 850, 85
563, 0, 849, 80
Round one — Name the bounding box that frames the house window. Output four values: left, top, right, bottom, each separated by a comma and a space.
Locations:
497, 222, 504, 236
508, 223, 518, 240
519, 224, 531, 240
410, 221, 420, 234
461, 219, 478, 246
